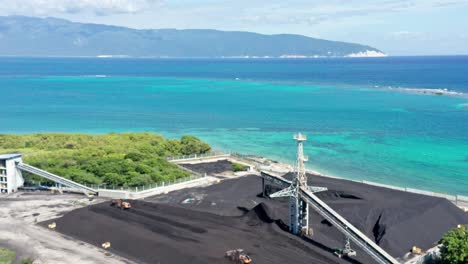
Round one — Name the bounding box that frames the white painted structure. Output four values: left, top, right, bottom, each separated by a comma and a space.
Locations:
269, 133, 327, 235
0, 153, 24, 194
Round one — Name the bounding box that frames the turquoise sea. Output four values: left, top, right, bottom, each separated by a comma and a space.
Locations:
0, 57, 467, 195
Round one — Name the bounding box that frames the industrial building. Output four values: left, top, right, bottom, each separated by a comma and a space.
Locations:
0, 153, 24, 194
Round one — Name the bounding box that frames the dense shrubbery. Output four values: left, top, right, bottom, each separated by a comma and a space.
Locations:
0, 133, 211, 187
439, 225, 468, 264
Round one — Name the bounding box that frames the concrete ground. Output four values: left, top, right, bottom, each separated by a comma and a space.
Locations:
0, 192, 133, 264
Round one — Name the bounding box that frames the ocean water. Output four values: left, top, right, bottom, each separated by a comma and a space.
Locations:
0, 57, 467, 195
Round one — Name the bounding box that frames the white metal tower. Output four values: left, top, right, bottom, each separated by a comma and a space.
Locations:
270, 133, 327, 235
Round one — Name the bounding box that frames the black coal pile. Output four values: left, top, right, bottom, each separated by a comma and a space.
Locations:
151, 174, 468, 260
43, 200, 348, 264
180, 160, 235, 175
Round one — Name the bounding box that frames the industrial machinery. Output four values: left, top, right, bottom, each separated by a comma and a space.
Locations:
268, 133, 327, 235
111, 199, 131, 210
262, 133, 400, 264
102, 241, 111, 249
334, 237, 357, 258
225, 249, 252, 264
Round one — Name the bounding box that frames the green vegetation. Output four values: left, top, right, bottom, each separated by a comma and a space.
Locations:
20, 258, 33, 264
0, 133, 211, 187
232, 162, 249, 172
439, 225, 468, 264
0, 247, 16, 264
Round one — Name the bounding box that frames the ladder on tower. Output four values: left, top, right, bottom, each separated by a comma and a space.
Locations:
261, 171, 399, 264
16, 163, 97, 195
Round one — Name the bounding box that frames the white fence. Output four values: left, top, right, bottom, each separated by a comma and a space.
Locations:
354, 180, 467, 208
82, 174, 203, 193
166, 151, 230, 162
183, 152, 468, 209
62, 151, 468, 208
97, 176, 218, 199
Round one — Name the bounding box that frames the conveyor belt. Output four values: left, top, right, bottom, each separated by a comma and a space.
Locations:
261, 171, 399, 264
16, 163, 97, 194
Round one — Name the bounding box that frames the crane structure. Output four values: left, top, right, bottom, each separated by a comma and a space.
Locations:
262, 133, 400, 264
269, 133, 327, 235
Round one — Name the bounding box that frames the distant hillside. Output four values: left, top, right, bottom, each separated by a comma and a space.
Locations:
0, 16, 385, 58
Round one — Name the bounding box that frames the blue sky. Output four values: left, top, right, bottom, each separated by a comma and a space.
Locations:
1, 0, 467, 55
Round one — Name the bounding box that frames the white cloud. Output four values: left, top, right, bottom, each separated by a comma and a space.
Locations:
0, 0, 162, 16
234, 0, 468, 28
389, 31, 428, 40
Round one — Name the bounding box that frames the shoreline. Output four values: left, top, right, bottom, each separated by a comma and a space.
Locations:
230, 153, 468, 209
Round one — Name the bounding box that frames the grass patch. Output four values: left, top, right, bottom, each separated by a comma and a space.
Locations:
21, 258, 34, 264
232, 162, 249, 172
0, 247, 16, 264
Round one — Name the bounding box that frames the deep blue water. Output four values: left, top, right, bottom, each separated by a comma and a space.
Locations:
0, 56, 467, 195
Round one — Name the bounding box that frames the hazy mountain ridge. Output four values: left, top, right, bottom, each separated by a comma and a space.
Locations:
0, 16, 385, 57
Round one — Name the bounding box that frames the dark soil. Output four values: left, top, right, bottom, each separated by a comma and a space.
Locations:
179, 160, 234, 175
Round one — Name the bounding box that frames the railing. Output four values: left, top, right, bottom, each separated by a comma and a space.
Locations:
302, 169, 468, 209
81, 174, 204, 193
168, 151, 468, 209
360, 180, 468, 208
166, 151, 231, 162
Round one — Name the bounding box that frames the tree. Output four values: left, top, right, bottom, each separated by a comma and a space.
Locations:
180, 135, 211, 155
440, 225, 468, 264
124, 152, 145, 162
103, 173, 126, 186
0, 133, 210, 187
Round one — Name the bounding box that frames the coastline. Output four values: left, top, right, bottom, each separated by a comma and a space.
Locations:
235, 152, 468, 206
214, 153, 466, 212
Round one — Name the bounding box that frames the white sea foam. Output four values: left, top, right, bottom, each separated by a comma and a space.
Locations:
346, 50, 387, 58
80, 75, 108, 78
384, 86, 467, 97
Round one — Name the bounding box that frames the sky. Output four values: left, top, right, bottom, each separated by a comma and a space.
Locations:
0, 0, 467, 55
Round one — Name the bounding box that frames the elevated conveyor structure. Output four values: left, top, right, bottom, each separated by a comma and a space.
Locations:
16, 163, 97, 194
261, 171, 399, 264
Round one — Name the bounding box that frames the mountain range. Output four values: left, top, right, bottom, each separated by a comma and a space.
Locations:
0, 16, 385, 58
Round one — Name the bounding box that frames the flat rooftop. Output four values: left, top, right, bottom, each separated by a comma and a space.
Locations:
0, 153, 22, 160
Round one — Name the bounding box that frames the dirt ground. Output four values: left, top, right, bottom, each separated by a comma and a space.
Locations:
0, 192, 133, 264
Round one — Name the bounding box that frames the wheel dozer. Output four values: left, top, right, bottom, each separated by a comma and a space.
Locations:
225, 249, 252, 264
111, 199, 131, 210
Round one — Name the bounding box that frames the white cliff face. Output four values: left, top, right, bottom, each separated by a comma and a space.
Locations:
346, 50, 387, 57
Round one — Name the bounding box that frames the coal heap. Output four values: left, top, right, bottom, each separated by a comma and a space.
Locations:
43, 200, 347, 264
151, 174, 468, 261
180, 160, 234, 175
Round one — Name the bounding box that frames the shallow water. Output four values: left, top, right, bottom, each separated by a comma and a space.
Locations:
0, 57, 467, 195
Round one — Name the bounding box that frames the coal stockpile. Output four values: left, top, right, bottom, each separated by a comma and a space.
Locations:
150, 174, 468, 261
180, 160, 234, 174
43, 200, 346, 264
